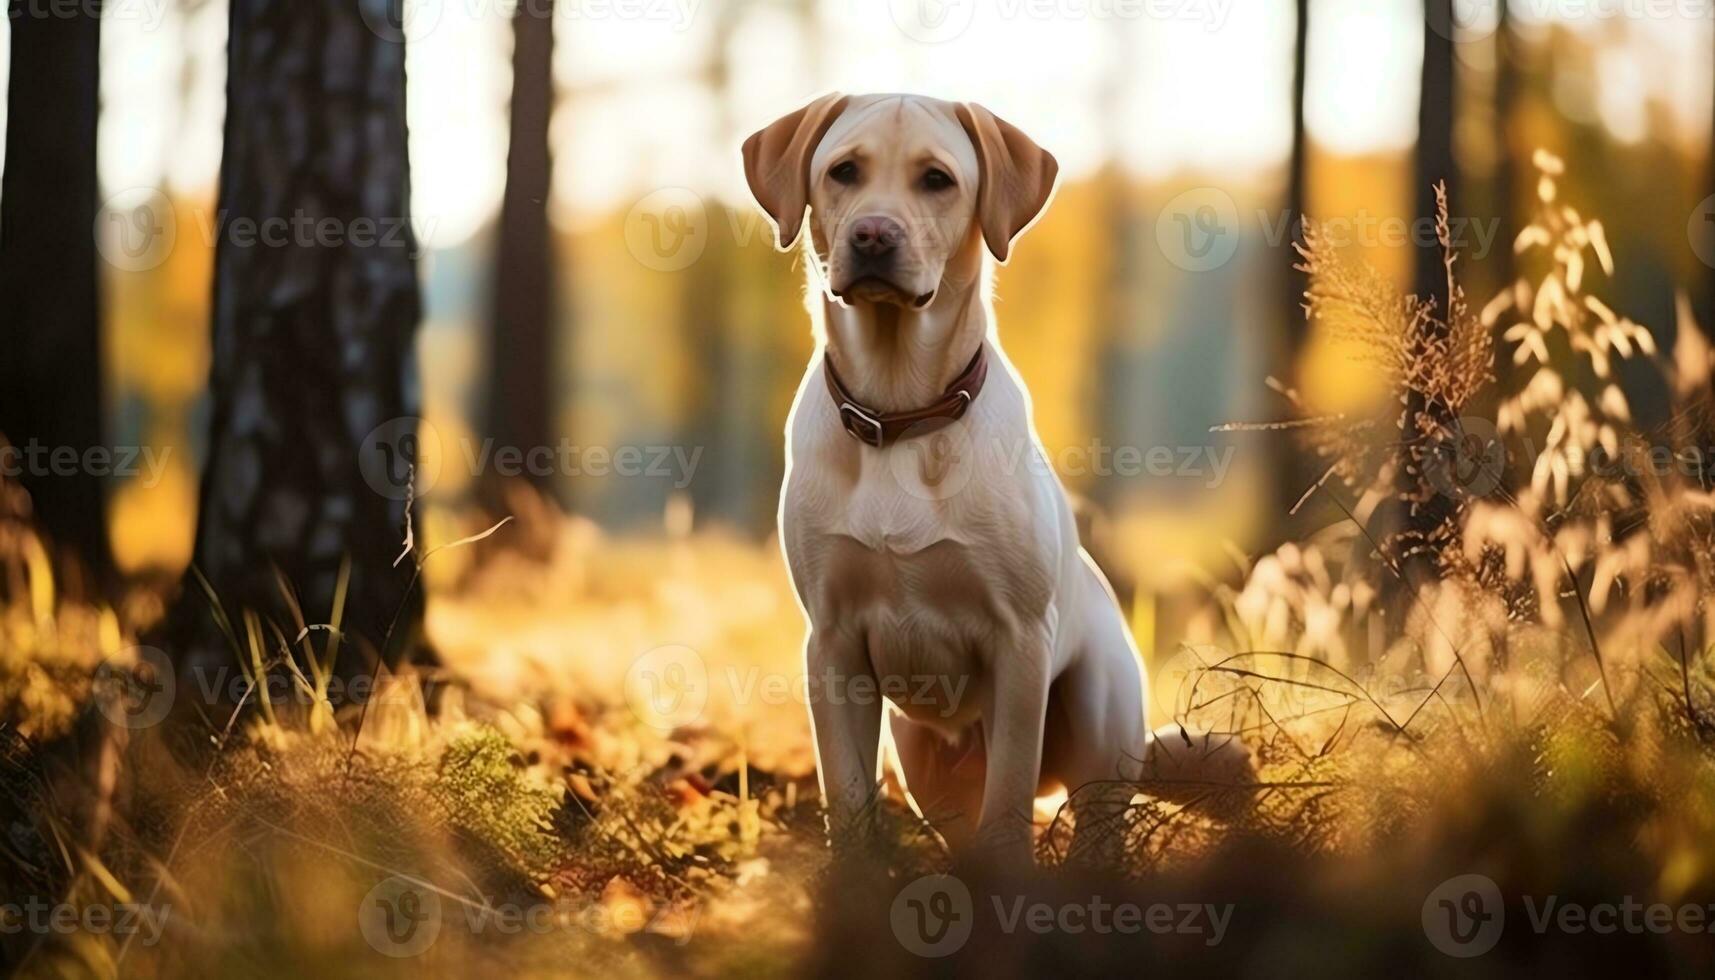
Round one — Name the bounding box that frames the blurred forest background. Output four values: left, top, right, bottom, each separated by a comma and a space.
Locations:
5, 0, 1709, 588
9, 2, 1715, 973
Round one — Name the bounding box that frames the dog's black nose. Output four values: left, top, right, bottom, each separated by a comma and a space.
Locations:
850, 215, 905, 258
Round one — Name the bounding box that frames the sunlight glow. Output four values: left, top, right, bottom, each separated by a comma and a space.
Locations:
1121, 0, 1296, 179
1595, 42, 1647, 144
175, 3, 227, 195
408, 4, 510, 250
91, 0, 223, 199
1305, 0, 1423, 155
7, 0, 1713, 250
552, 0, 1301, 219
99, 4, 179, 196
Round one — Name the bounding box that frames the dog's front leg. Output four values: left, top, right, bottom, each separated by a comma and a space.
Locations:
805, 627, 883, 852
974, 629, 1052, 866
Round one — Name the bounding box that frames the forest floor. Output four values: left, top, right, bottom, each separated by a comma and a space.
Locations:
6, 509, 1715, 978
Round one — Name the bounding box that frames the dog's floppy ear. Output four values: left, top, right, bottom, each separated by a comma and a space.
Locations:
955, 102, 1058, 263
742, 93, 850, 250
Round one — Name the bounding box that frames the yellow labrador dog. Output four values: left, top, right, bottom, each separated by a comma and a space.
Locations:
744, 93, 1250, 863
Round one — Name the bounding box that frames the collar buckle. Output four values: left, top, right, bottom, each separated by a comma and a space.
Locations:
824, 345, 987, 451
838, 402, 886, 448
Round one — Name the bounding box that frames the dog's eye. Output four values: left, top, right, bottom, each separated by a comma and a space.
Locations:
921, 168, 955, 192
829, 161, 859, 185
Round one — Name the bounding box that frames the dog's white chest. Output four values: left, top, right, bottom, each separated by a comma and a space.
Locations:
839, 445, 962, 555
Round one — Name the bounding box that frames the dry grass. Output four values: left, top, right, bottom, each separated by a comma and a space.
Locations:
5, 154, 1715, 977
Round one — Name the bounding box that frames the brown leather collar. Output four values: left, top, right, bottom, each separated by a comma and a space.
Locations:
824, 345, 988, 448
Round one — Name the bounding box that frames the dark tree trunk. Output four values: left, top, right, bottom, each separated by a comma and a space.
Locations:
1493, 0, 1515, 293
484, 0, 557, 510
1279, 0, 1315, 520
1395, 0, 1460, 590
173, 0, 424, 679
1416, 0, 1458, 307
0, 0, 110, 582
683, 0, 742, 527
1092, 23, 1138, 511
1703, 21, 1715, 338
1285, 0, 1310, 350
1080, 27, 1140, 608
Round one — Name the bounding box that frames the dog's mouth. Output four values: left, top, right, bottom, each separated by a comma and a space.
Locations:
833, 276, 936, 309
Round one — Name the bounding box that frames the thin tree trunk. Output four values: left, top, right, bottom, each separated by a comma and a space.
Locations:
1279, 0, 1315, 519
1396, 0, 1460, 590
1093, 21, 1137, 507
1083, 26, 1140, 606
1492, 0, 1516, 296
484, 0, 558, 511
1416, 0, 1458, 307
1704, 19, 1715, 337
1285, 0, 1310, 350
684, 0, 742, 527
0, 0, 110, 583
172, 0, 424, 680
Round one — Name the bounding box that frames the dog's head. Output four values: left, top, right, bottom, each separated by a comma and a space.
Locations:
743, 93, 1057, 310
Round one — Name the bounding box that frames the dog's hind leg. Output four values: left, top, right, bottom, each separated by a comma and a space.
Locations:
889, 712, 987, 852
1047, 566, 1151, 870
